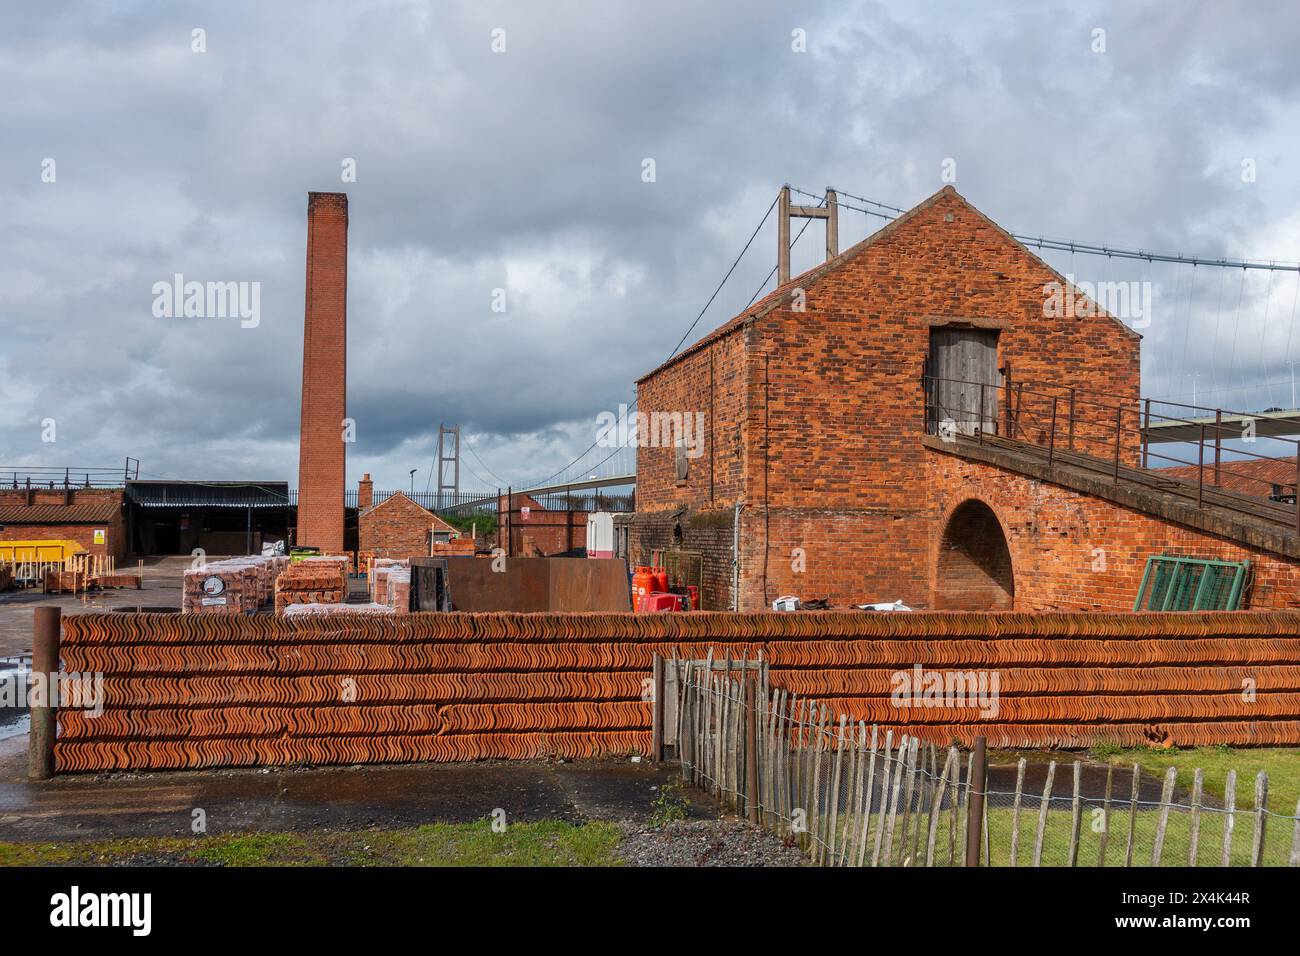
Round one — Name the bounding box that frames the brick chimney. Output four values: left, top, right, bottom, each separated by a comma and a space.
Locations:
358, 473, 373, 510
296, 192, 348, 550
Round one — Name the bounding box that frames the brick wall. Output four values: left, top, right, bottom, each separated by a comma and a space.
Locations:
499, 494, 588, 556
52, 610, 1300, 772
636, 187, 1143, 610
629, 507, 736, 610
296, 192, 348, 551
0, 489, 126, 559
926, 451, 1300, 612
635, 330, 748, 513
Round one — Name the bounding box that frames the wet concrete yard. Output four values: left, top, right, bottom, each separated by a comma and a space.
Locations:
0, 736, 703, 843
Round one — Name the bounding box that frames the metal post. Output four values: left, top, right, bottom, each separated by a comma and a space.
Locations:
1068, 388, 1076, 450
1113, 407, 1122, 482
1198, 424, 1205, 509
1001, 363, 1013, 437
745, 677, 759, 823
1048, 396, 1058, 467
978, 384, 986, 444
1141, 398, 1150, 468
965, 736, 987, 867
1214, 409, 1222, 486
29, 606, 61, 780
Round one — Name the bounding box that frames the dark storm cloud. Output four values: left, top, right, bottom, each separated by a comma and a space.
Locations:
1, 0, 1297, 488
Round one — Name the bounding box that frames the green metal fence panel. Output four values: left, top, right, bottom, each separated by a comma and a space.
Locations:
1133, 556, 1250, 611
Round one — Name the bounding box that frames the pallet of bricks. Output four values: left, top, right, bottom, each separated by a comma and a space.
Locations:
182, 556, 289, 614
385, 567, 411, 613
321, 549, 358, 575
274, 555, 350, 613
368, 558, 408, 605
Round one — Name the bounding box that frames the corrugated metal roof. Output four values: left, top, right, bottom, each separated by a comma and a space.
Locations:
0, 502, 120, 524
125, 481, 290, 509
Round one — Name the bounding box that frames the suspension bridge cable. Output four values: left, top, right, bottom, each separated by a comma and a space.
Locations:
1211, 265, 1228, 384
462, 433, 511, 488
1285, 271, 1300, 388
492, 184, 1300, 490
531, 192, 781, 488
1228, 267, 1248, 389
1257, 267, 1278, 406
745, 193, 823, 308
794, 184, 1300, 272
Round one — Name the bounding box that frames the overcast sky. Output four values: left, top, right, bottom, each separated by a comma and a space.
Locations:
3, 0, 1299, 491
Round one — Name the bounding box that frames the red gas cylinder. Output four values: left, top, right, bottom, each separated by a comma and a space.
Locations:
652, 567, 670, 593
632, 567, 656, 611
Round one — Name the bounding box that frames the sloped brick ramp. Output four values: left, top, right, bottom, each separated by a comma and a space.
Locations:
53, 611, 1300, 772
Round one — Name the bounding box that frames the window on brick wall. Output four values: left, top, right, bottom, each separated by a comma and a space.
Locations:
674, 438, 689, 483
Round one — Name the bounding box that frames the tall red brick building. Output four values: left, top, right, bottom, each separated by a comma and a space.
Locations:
296, 192, 348, 550
633, 185, 1300, 611
634, 186, 1150, 610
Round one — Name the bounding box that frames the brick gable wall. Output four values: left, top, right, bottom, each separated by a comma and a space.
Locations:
359, 492, 444, 559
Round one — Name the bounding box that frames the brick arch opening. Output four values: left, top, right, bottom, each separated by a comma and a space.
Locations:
934, 499, 1015, 610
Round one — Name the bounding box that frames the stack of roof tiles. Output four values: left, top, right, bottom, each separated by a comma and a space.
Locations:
51, 610, 1300, 773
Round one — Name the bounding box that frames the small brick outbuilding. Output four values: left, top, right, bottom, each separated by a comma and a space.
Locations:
358, 490, 466, 559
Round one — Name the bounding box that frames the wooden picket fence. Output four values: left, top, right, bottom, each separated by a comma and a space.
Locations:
658, 651, 1300, 867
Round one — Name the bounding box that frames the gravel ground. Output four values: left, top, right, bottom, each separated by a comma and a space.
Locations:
617, 819, 808, 867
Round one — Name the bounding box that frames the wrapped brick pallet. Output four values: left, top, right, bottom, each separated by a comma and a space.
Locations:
369, 558, 408, 603
385, 568, 411, 613
182, 556, 283, 614
283, 602, 394, 617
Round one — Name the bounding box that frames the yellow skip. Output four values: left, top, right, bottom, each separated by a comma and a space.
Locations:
0, 539, 88, 563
